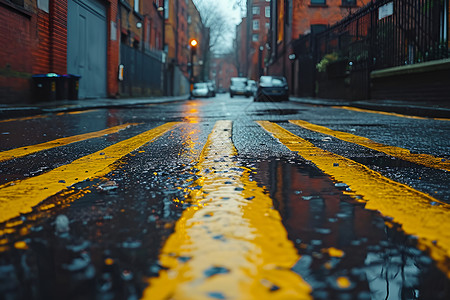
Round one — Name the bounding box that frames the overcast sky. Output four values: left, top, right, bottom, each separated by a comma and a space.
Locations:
193, 0, 244, 52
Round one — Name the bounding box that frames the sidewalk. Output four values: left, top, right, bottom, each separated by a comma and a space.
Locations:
0, 95, 190, 120
1, 95, 449, 120
289, 97, 450, 119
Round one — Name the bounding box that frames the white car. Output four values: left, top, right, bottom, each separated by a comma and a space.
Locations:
245, 80, 257, 97
191, 82, 210, 98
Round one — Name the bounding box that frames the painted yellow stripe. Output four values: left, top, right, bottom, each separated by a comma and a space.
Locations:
289, 119, 450, 171
0, 109, 100, 123
0, 122, 179, 223
0, 123, 139, 162
335, 106, 450, 121
143, 121, 311, 300
257, 121, 450, 277
0, 115, 48, 123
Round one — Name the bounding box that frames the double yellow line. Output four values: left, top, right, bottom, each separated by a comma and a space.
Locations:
0, 122, 180, 223
257, 120, 450, 277
143, 120, 312, 300
1, 115, 449, 297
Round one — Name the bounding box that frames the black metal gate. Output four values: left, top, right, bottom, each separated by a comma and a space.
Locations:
120, 44, 164, 97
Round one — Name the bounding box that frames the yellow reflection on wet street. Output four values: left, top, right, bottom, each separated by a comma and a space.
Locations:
0, 122, 180, 223
182, 101, 203, 124
143, 120, 311, 300
257, 120, 450, 278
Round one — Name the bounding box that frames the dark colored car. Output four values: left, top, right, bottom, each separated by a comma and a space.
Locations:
229, 77, 248, 97
254, 76, 289, 102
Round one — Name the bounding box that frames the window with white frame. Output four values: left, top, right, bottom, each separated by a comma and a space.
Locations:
265, 6, 270, 17
252, 6, 260, 15
252, 34, 259, 41
134, 0, 139, 12
253, 20, 260, 30
265, 22, 270, 29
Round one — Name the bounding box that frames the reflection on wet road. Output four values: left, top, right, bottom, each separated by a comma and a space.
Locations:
144, 120, 310, 299
0, 97, 449, 299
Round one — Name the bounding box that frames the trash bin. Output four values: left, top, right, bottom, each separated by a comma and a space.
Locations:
32, 73, 58, 102
67, 74, 81, 100
56, 74, 69, 100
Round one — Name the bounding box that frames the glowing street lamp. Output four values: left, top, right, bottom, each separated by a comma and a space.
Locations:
189, 39, 199, 94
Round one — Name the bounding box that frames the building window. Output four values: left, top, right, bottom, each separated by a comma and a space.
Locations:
37, 0, 49, 12
253, 20, 260, 30
252, 6, 260, 15
134, 0, 139, 12
265, 6, 270, 17
341, 0, 356, 6
252, 34, 259, 41
265, 22, 270, 30
311, 0, 326, 5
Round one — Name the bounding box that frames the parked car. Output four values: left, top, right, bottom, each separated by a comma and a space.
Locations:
229, 77, 248, 97
207, 81, 216, 97
245, 80, 257, 97
254, 76, 289, 102
191, 82, 210, 98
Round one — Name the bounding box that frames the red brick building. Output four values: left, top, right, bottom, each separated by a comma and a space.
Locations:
210, 55, 238, 91
247, 0, 271, 80
236, 17, 247, 77
266, 0, 370, 93
0, 0, 168, 104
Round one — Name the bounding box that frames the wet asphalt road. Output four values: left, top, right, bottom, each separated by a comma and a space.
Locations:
0, 93, 449, 300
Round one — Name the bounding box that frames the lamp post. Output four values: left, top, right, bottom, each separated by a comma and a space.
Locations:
258, 45, 264, 78
157, 2, 167, 95
157, 2, 165, 52
189, 38, 198, 95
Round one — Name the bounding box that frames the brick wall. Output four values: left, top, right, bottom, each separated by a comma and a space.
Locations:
107, 0, 119, 97
0, 0, 36, 103
48, 0, 67, 74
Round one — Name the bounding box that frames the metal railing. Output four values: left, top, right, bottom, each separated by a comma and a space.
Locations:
293, 0, 449, 99
314, 0, 449, 70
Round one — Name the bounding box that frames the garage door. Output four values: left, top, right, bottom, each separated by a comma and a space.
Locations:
67, 0, 107, 99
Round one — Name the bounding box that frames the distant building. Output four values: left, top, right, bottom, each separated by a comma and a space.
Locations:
210, 55, 238, 90
247, 0, 271, 80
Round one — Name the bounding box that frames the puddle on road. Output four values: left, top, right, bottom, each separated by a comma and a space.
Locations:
249, 157, 450, 300
252, 109, 307, 116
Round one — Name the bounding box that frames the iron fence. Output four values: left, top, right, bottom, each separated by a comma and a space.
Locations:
294, 0, 449, 99
120, 44, 164, 97
315, 0, 449, 70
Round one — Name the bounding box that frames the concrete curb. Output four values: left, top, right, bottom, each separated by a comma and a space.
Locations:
0, 95, 190, 120
289, 97, 450, 119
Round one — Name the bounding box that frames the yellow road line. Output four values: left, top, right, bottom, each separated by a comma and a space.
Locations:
335, 106, 450, 121
289, 119, 450, 171
0, 109, 100, 123
257, 121, 450, 277
0, 122, 180, 223
0, 123, 139, 162
0, 115, 48, 123
143, 120, 311, 300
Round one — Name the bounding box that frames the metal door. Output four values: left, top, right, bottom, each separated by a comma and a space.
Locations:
67, 0, 107, 99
